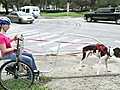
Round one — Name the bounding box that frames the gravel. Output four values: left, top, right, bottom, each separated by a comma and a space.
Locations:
35, 55, 120, 90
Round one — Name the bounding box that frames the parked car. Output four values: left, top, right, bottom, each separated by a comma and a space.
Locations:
84, 7, 120, 24
7, 11, 35, 23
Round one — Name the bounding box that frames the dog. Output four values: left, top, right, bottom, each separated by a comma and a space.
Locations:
79, 43, 120, 75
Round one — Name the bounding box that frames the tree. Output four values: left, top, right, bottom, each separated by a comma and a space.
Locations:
0, 0, 30, 14
96, 0, 108, 8
31, 0, 39, 5
89, 0, 96, 10
72, 0, 91, 11
11, 0, 31, 10
1, 0, 120, 14
108, 0, 120, 7
0, 0, 9, 14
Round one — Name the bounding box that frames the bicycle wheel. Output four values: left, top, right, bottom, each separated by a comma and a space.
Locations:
0, 60, 34, 90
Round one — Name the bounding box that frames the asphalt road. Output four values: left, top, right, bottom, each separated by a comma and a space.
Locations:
6, 16, 120, 55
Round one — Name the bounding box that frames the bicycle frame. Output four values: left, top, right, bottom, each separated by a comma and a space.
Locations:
16, 34, 24, 63
0, 34, 35, 90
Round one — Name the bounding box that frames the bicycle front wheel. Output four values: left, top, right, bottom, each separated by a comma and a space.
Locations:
0, 60, 34, 90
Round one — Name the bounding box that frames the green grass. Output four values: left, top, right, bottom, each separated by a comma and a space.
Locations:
0, 74, 52, 90
0, 83, 50, 90
41, 12, 87, 17
0, 56, 3, 60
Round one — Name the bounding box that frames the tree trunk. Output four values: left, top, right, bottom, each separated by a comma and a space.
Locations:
1, 0, 9, 14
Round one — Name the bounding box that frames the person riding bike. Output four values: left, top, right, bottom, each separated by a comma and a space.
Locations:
0, 17, 39, 74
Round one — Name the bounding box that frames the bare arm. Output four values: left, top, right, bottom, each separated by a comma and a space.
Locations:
0, 44, 15, 53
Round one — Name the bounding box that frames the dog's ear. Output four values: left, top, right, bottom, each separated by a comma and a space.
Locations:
113, 47, 120, 58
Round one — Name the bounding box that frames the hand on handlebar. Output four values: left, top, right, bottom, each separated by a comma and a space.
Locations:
13, 35, 18, 41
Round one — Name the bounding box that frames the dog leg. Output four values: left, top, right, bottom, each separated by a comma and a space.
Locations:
79, 52, 86, 71
105, 57, 111, 72
79, 51, 91, 71
96, 58, 102, 75
79, 60, 83, 71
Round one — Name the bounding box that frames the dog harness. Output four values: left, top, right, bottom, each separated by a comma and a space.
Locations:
96, 43, 111, 57
96, 44, 106, 52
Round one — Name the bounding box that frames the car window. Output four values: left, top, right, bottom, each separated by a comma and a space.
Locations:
96, 8, 103, 13
17, 12, 27, 16
9, 13, 13, 15
102, 9, 110, 13
110, 9, 115, 13
33, 8, 38, 12
22, 9, 25, 12
14, 13, 18, 16
33, 8, 35, 11
95, 8, 115, 13
10, 13, 17, 16
36, 9, 38, 11
26, 9, 30, 13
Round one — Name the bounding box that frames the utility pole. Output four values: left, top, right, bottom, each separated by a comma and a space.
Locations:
45, 0, 48, 13
67, 0, 71, 16
39, 0, 41, 9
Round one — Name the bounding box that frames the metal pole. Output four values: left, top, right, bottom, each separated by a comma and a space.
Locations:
46, 0, 48, 13
67, 1, 70, 16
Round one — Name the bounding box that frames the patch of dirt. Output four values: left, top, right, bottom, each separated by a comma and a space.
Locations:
35, 55, 120, 90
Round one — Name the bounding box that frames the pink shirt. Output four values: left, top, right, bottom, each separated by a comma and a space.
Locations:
0, 33, 14, 56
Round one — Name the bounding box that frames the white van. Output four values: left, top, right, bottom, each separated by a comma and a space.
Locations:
21, 6, 40, 18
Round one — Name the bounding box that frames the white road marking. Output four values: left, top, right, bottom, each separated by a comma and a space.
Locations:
115, 40, 120, 43
25, 32, 49, 39
40, 34, 58, 40
37, 37, 68, 46
50, 39, 81, 51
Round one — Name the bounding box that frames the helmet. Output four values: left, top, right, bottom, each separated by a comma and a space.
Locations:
0, 17, 11, 25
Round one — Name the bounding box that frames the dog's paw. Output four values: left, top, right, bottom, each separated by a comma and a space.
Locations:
107, 70, 111, 72
96, 74, 100, 76
96, 72, 100, 76
82, 65, 85, 67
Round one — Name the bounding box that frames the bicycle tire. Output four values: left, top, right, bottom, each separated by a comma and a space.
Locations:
0, 60, 34, 90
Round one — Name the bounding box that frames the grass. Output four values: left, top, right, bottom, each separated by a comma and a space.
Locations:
41, 11, 87, 17
0, 74, 52, 90
0, 11, 87, 17
0, 57, 3, 60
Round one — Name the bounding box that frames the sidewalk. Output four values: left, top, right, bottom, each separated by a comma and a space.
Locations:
34, 55, 120, 90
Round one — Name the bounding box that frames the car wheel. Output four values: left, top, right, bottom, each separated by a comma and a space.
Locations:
86, 17, 92, 22
19, 19, 22, 23
116, 19, 120, 24
30, 21, 33, 24
93, 20, 97, 22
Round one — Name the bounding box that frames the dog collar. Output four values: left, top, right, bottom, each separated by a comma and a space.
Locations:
109, 47, 115, 57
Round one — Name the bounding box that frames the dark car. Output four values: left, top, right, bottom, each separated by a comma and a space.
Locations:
84, 7, 120, 24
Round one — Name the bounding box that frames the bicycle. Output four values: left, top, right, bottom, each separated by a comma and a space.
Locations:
0, 35, 35, 90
